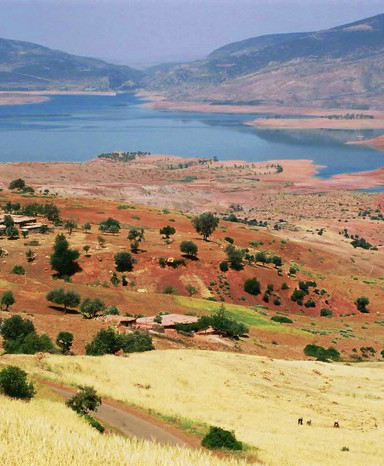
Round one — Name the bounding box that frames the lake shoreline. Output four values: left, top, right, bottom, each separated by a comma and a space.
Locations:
1, 156, 384, 211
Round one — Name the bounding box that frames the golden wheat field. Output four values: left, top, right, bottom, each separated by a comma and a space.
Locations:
0, 394, 242, 466
5, 350, 384, 466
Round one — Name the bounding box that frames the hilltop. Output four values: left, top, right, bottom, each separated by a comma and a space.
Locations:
0, 37, 142, 91
144, 13, 384, 109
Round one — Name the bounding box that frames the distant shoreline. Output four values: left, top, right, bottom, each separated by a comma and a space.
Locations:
0, 90, 117, 106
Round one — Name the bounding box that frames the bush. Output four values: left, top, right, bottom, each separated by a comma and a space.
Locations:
291, 289, 305, 302
304, 299, 316, 308
219, 261, 229, 272
244, 278, 261, 295
226, 245, 245, 270
120, 332, 154, 353
85, 328, 121, 355
202, 426, 242, 450
224, 237, 234, 244
0, 366, 35, 400
66, 385, 101, 415
304, 344, 340, 362
355, 296, 369, 313
11, 265, 25, 275
163, 286, 177, 295
86, 328, 154, 355
180, 240, 198, 257
1, 291, 15, 311
105, 305, 120, 315
83, 413, 105, 433
271, 315, 293, 324
320, 308, 333, 318
0, 315, 35, 341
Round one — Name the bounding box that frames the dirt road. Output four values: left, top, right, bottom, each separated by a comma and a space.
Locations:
48, 384, 190, 447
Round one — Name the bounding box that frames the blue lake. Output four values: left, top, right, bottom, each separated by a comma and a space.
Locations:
0, 92, 383, 180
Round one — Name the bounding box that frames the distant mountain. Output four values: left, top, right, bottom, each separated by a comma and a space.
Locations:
144, 13, 384, 109
0, 37, 142, 91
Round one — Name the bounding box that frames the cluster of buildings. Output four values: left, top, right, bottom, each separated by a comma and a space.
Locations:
0, 215, 45, 235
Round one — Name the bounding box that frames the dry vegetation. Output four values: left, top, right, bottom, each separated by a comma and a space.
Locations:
0, 392, 240, 465
5, 350, 384, 466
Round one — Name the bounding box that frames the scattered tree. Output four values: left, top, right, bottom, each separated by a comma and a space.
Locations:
114, 252, 135, 272
1, 291, 15, 311
160, 225, 176, 239
56, 331, 74, 354
46, 287, 81, 313
192, 212, 219, 241
180, 240, 198, 258
244, 278, 261, 296
80, 298, 105, 319
8, 178, 26, 191
355, 296, 370, 313
50, 234, 80, 277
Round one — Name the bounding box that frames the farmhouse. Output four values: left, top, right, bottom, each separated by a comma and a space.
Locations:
136, 314, 198, 330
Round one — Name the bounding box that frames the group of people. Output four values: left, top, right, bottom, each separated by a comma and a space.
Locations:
298, 417, 339, 428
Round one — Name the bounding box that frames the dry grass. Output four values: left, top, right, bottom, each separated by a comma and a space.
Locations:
0, 394, 240, 466
5, 350, 384, 465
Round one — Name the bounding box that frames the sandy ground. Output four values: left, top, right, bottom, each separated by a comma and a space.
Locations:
350, 134, 384, 151
1, 156, 384, 213
249, 117, 384, 130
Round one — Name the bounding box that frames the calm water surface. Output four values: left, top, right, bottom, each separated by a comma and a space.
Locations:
0, 93, 383, 180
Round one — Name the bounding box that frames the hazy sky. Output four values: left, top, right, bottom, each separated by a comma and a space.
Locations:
1, 0, 383, 67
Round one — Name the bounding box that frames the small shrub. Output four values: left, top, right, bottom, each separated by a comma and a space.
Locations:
219, 261, 229, 272
0, 366, 35, 400
244, 278, 261, 296
320, 308, 333, 318
271, 315, 293, 324
11, 265, 25, 275
202, 426, 242, 450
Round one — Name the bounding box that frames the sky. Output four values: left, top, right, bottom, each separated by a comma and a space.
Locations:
1, 0, 383, 68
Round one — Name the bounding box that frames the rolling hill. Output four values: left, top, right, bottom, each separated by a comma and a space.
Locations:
144, 13, 384, 109
0, 37, 142, 91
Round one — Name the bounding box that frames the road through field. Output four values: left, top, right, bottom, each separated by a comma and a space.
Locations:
47, 384, 190, 448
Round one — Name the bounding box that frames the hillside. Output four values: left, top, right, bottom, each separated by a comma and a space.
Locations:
143, 13, 384, 109
6, 350, 384, 465
0, 37, 142, 91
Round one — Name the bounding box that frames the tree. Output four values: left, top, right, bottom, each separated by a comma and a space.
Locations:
110, 272, 120, 287
99, 217, 121, 234
255, 251, 268, 266
64, 219, 77, 235
180, 240, 198, 258
6, 226, 19, 240
39, 224, 49, 234
56, 331, 74, 354
114, 251, 135, 272
80, 298, 105, 319
120, 331, 154, 353
0, 315, 34, 341
8, 178, 26, 191
1, 291, 15, 311
160, 225, 176, 239
46, 287, 81, 313
244, 278, 261, 295
3, 215, 14, 228
226, 245, 245, 270
355, 296, 370, 313
0, 366, 35, 400
128, 227, 145, 243
272, 255, 283, 268
82, 222, 92, 232
50, 234, 80, 277
66, 385, 101, 415
192, 212, 219, 241
25, 249, 35, 262
83, 245, 90, 256
97, 236, 106, 248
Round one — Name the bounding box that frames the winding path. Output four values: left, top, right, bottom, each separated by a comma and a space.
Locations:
47, 384, 190, 448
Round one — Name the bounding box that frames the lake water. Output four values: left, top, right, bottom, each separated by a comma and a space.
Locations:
0, 92, 383, 180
